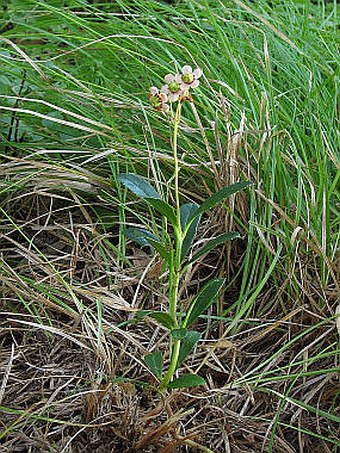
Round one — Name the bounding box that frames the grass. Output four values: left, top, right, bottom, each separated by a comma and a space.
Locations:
0, 0, 339, 451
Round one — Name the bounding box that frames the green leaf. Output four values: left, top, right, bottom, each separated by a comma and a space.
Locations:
180, 203, 199, 231
180, 203, 200, 261
171, 328, 188, 340
145, 352, 163, 380
135, 309, 151, 320
188, 181, 252, 224
118, 173, 176, 225
168, 374, 206, 389
118, 173, 160, 199
150, 312, 175, 329
178, 330, 201, 366
118, 174, 177, 225
189, 232, 240, 264
183, 278, 225, 328
126, 228, 159, 247
145, 198, 177, 226
146, 238, 171, 262
126, 228, 170, 262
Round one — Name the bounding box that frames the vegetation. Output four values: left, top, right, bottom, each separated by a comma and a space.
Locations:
0, 0, 339, 451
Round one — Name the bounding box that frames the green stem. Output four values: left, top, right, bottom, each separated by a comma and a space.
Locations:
173, 101, 182, 221
160, 101, 183, 391
160, 338, 181, 390
169, 100, 183, 321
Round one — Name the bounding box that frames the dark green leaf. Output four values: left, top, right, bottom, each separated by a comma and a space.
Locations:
188, 181, 252, 223
180, 203, 200, 261
145, 198, 177, 226
189, 232, 240, 264
168, 374, 206, 389
150, 312, 175, 330
118, 173, 160, 199
178, 330, 201, 366
180, 203, 199, 231
126, 228, 170, 262
118, 174, 177, 226
126, 228, 159, 247
171, 328, 188, 340
145, 352, 163, 380
183, 278, 225, 328
146, 238, 170, 262
136, 309, 151, 320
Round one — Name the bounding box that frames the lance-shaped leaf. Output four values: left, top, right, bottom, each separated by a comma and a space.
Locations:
126, 228, 170, 262
150, 311, 175, 330
180, 203, 200, 262
187, 181, 252, 226
171, 328, 188, 340
147, 237, 171, 263
135, 309, 151, 320
188, 232, 240, 265
168, 374, 205, 389
145, 352, 163, 380
178, 330, 201, 366
126, 228, 159, 247
118, 174, 177, 227
183, 278, 225, 328
118, 173, 160, 199
145, 198, 177, 227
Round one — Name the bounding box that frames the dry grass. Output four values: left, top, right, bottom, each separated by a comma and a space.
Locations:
1, 311, 338, 452
1, 159, 339, 452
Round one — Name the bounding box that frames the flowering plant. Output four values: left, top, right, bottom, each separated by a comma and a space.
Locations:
118, 65, 251, 390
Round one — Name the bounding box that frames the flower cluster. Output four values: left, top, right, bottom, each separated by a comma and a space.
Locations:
148, 65, 203, 112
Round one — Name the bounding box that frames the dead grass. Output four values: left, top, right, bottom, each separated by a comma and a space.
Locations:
1, 313, 338, 452
0, 156, 339, 452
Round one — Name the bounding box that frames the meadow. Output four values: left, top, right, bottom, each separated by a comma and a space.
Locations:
0, 0, 339, 451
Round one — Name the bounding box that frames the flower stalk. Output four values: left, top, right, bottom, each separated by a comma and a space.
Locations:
154, 66, 203, 389
160, 99, 183, 390
118, 63, 250, 391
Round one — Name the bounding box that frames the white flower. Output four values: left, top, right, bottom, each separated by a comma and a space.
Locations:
179, 65, 203, 90
148, 86, 169, 112
148, 65, 203, 110
161, 73, 184, 102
